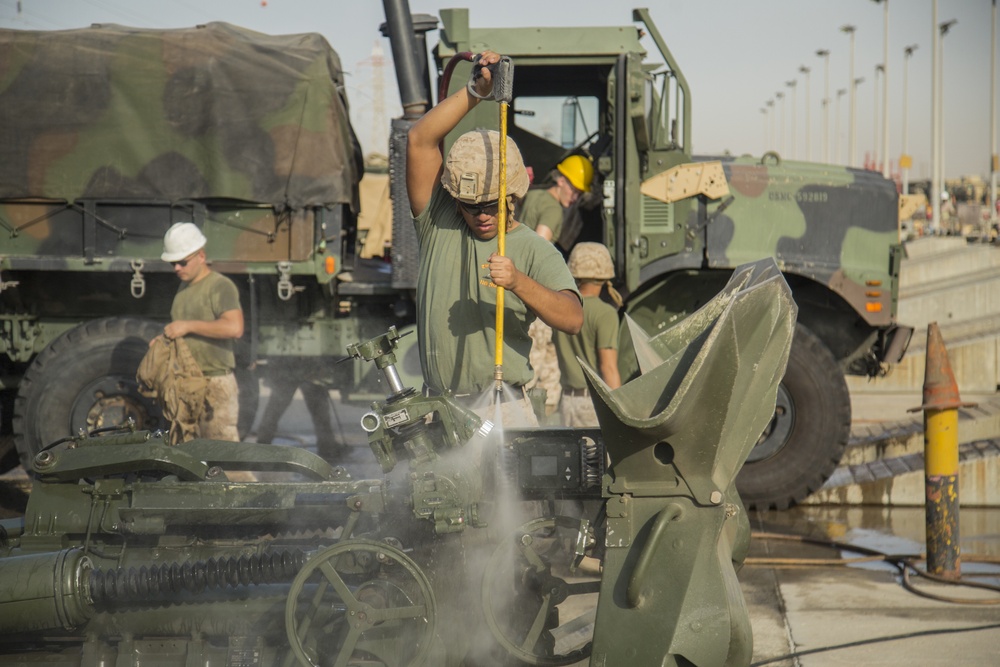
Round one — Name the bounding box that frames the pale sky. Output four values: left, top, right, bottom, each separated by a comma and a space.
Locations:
2, 0, 995, 182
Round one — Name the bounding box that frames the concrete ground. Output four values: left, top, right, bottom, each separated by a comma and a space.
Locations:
743, 505, 1000, 666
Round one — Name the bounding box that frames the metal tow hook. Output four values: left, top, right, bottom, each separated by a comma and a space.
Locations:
129, 260, 145, 298
277, 261, 305, 301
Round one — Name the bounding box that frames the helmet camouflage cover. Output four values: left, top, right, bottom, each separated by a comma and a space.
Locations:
442, 129, 529, 203
568, 242, 615, 280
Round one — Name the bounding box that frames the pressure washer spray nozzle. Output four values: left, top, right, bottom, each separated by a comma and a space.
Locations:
494, 365, 503, 393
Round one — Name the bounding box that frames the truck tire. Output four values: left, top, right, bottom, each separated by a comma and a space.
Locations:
12, 317, 259, 470
736, 323, 850, 510
13, 318, 166, 469
0, 390, 17, 473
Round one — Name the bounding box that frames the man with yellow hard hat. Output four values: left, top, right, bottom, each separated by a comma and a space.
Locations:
519, 154, 594, 244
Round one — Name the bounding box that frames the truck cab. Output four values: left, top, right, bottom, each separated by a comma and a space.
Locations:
421, 8, 911, 509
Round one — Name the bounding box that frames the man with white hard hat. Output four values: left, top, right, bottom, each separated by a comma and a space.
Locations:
158, 222, 244, 441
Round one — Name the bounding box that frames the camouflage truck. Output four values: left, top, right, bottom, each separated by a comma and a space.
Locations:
0, 7, 911, 510
0, 22, 417, 471
405, 7, 912, 509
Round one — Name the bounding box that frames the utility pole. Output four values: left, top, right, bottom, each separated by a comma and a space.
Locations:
817, 49, 831, 162
938, 18, 958, 228
776, 91, 785, 155
842, 25, 858, 167
902, 44, 918, 195
836, 88, 847, 164
876, 0, 891, 178
931, 0, 940, 231
992, 0, 998, 224
853, 76, 865, 166
787, 80, 798, 159
766, 98, 775, 150
358, 40, 388, 155
874, 64, 883, 170
800, 65, 812, 161
761, 107, 769, 155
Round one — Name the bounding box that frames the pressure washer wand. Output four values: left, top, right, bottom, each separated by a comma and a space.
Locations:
469, 55, 515, 394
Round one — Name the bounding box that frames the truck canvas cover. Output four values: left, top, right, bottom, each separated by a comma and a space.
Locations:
0, 21, 360, 211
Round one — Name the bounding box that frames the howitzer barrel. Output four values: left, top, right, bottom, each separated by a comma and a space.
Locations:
0, 549, 93, 633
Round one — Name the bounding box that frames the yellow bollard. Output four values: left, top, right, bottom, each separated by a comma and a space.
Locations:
908, 322, 975, 579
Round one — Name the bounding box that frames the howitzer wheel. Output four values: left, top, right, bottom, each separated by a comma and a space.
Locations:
482, 516, 600, 666
285, 539, 436, 667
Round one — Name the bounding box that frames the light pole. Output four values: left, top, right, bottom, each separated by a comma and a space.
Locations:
800, 65, 812, 160
835, 88, 847, 164
841, 25, 858, 167
874, 0, 891, 178
853, 77, 865, 167
817, 49, 831, 162
874, 64, 883, 170
776, 91, 785, 156
761, 107, 769, 154
992, 0, 997, 224
766, 98, 775, 150
939, 18, 957, 224
902, 44, 918, 194
931, 0, 940, 231
787, 79, 798, 159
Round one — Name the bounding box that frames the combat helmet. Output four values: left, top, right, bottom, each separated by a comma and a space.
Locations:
442, 130, 529, 203
568, 242, 615, 280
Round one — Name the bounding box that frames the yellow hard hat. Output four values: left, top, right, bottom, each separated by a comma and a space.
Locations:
556, 155, 594, 193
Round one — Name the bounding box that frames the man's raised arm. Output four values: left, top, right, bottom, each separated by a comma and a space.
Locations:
406, 51, 501, 216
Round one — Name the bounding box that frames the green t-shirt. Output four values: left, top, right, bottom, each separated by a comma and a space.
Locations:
170, 270, 242, 374
520, 188, 564, 241
554, 294, 620, 390
414, 184, 580, 394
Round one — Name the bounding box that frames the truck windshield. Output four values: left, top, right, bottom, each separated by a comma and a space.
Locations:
513, 96, 600, 150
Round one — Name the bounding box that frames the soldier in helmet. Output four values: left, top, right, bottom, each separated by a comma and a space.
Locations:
519, 154, 595, 418
554, 242, 622, 427
158, 222, 244, 441
520, 154, 594, 244
406, 50, 583, 405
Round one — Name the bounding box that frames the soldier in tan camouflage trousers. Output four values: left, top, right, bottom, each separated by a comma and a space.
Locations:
157, 222, 244, 442
553, 243, 622, 427
521, 157, 595, 418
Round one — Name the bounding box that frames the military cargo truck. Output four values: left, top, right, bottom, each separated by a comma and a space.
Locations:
0, 22, 415, 472
0, 7, 911, 510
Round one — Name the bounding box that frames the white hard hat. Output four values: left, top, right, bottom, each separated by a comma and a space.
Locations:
161, 222, 207, 262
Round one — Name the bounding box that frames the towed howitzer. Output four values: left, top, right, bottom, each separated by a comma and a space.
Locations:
0, 258, 794, 666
